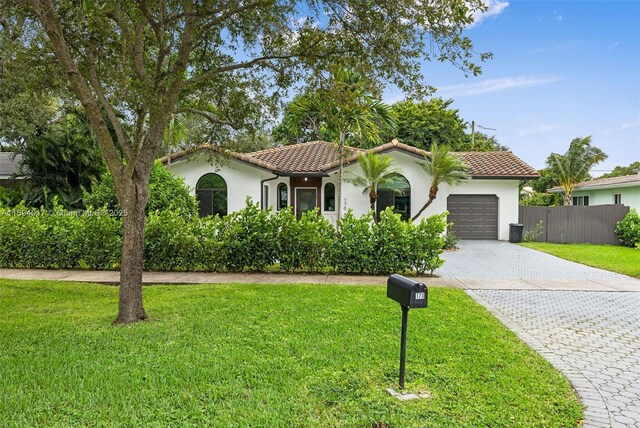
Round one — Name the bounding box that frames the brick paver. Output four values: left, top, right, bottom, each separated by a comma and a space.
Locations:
468, 290, 640, 428
435, 240, 631, 280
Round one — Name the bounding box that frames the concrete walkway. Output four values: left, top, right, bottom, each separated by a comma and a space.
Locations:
1, 268, 639, 291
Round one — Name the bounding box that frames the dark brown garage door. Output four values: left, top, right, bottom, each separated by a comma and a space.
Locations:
447, 194, 498, 240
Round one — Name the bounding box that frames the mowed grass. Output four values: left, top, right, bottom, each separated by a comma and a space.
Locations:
0, 280, 582, 427
520, 242, 640, 278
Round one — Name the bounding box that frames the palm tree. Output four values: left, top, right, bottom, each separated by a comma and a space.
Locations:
345, 153, 402, 216
550, 136, 607, 205
277, 67, 397, 219
412, 143, 470, 221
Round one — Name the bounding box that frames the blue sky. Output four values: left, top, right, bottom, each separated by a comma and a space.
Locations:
384, 0, 640, 176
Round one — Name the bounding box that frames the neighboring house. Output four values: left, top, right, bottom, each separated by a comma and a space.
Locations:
0, 152, 25, 189
162, 140, 538, 240
548, 174, 640, 210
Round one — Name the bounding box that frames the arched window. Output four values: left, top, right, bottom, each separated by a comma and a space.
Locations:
277, 183, 288, 210
324, 182, 336, 212
377, 175, 410, 221
196, 173, 227, 217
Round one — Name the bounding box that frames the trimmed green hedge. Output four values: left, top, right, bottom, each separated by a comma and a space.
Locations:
0, 200, 447, 275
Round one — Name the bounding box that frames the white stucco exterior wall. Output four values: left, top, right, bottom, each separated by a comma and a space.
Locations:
166, 155, 275, 212
165, 149, 522, 240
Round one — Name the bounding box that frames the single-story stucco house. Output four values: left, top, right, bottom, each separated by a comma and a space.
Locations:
549, 174, 640, 210
162, 140, 539, 240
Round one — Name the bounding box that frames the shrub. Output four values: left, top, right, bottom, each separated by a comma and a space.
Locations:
218, 199, 278, 272
615, 210, 640, 247
275, 208, 334, 272
369, 208, 411, 275
443, 221, 459, 250
144, 211, 204, 271
84, 162, 198, 216
407, 213, 447, 275
520, 191, 561, 207
330, 210, 374, 274
523, 220, 544, 242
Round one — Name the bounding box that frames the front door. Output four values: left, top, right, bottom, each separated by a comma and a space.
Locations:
296, 188, 317, 220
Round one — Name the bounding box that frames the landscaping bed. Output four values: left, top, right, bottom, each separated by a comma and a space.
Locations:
520, 242, 640, 278
0, 280, 582, 427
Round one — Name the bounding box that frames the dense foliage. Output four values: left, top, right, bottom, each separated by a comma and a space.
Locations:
599, 162, 640, 179
386, 99, 507, 152
615, 210, 640, 248
520, 191, 562, 207
0, 200, 447, 275
17, 112, 105, 209
84, 162, 198, 216
390, 98, 468, 151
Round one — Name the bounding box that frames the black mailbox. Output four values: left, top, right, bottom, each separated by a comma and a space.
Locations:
387, 274, 428, 308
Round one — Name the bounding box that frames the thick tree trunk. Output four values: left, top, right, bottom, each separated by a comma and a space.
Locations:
113, 179, 150, 325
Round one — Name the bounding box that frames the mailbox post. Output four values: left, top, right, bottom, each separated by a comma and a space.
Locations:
387, 274, 428, 390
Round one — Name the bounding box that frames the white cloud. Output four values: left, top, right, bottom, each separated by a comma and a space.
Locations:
517, 124, 562, 138
553, 10, 563, 21
620, 118, 640, 130
468, 1, 509, 28
437, 75, 562, 98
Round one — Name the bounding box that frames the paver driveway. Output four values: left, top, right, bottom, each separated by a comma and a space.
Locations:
469, 290, 640, 428
435, 240, 631, 280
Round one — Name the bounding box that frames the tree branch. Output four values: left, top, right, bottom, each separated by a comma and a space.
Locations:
85, 48, 132, 159
186, 54, 296, 86
176, 107, 239, 129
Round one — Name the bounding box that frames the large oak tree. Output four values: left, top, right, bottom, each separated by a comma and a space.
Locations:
2, 0, 489, 324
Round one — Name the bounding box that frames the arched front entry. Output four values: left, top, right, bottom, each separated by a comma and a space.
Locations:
196, 173, 227, 217
376, 175, 411, 221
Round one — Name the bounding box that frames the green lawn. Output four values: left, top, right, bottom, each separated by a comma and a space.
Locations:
520, 242, 640, 278
0, 280, 582, 427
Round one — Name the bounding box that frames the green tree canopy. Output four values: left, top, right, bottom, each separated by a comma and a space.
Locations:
385, 99, 507, 152
390, 98, 468, 151
599, 162, 640, 178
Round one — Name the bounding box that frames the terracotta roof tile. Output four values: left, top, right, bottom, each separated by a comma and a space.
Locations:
161, 140, 539, 178
244, 141, 363, 174
453, 151, 539, 178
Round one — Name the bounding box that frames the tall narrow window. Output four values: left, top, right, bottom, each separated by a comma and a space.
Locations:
196, 173, 227, 217
324, 183, 335, 211
278, 183, 288, 210
614, 193, 622, 205
263, 185, 269, 210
